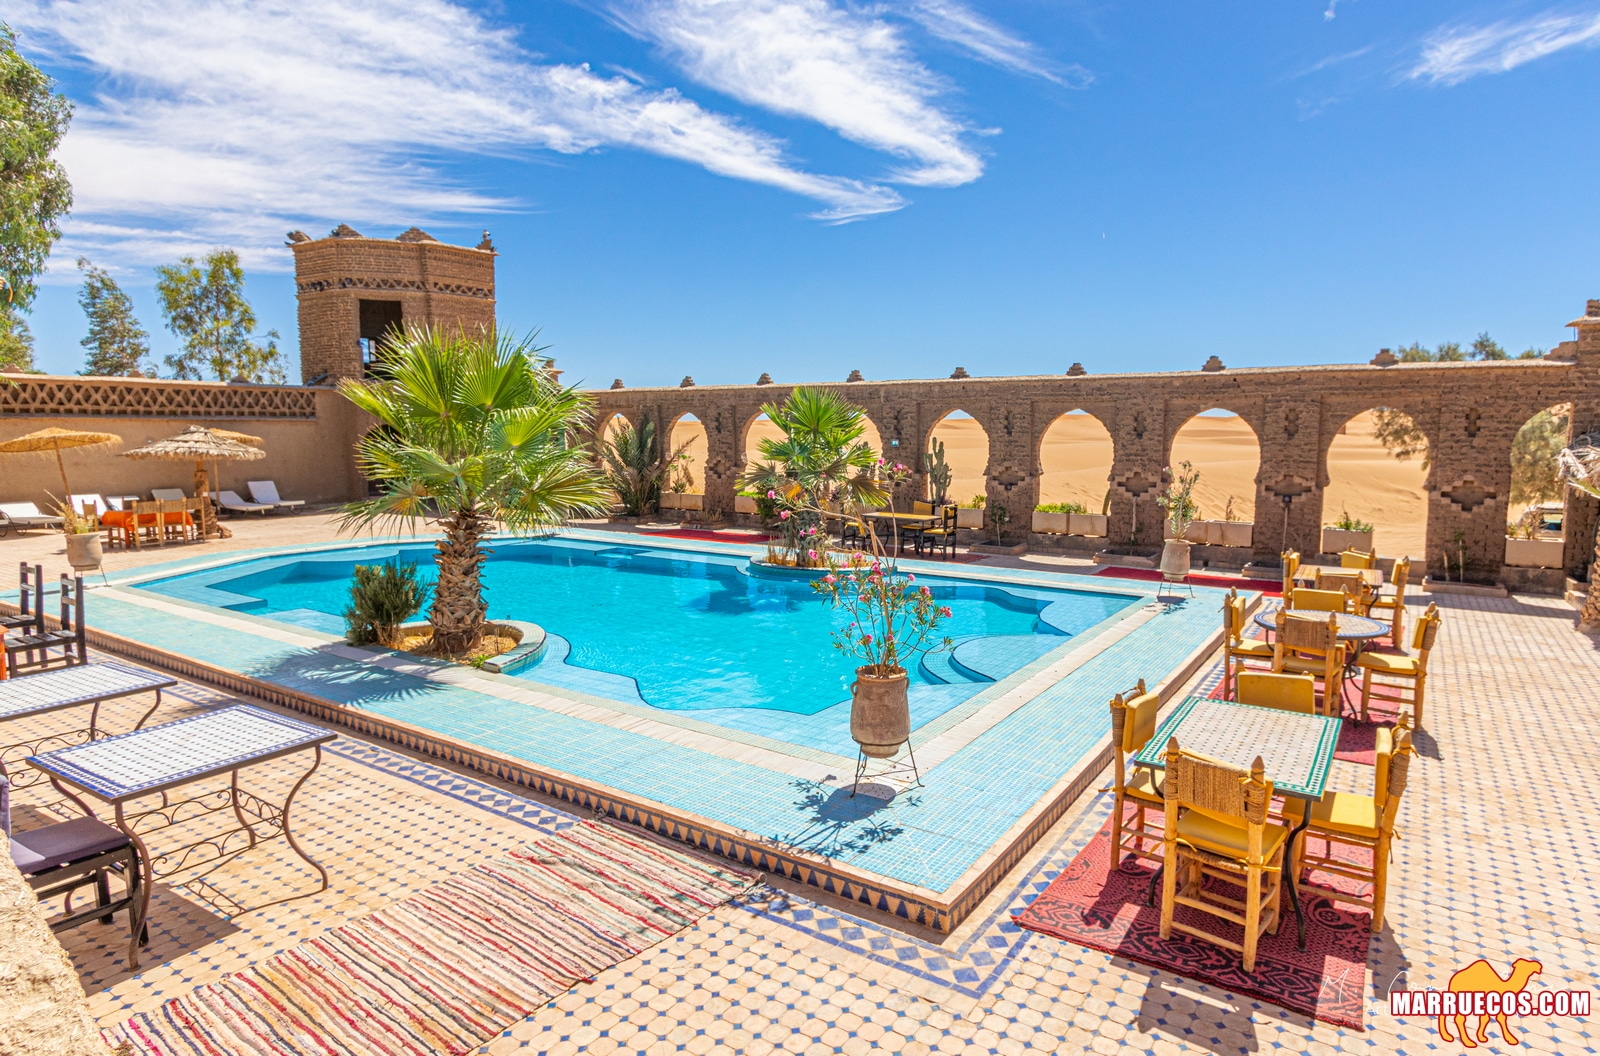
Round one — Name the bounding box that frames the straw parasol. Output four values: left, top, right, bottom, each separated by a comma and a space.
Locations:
0, 426, 122, 499
122, 426, 265, 539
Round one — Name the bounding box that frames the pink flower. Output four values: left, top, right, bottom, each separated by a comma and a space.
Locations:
779, 510, 790, 520
823, 574, 836, 584
906, 574, 915, 582
808, 550, 819, 560
938, 606, 952, 618
861, 634, 873, 645
919, 585, 932, 596
767, 490, 776, 499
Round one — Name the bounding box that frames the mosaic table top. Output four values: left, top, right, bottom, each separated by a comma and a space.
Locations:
1254, 606, 1389, 640
0, 661, 174, 721
29, 704, 334, 801
1132, 695, 1341, 801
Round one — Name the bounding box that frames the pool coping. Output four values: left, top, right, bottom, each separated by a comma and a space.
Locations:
17, 528, 1238, 932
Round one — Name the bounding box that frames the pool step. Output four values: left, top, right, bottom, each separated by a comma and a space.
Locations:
949, 635, 1068, 682
919, 638, 991, 684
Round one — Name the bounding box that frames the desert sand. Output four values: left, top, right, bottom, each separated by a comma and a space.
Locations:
669, 408, 1429, 559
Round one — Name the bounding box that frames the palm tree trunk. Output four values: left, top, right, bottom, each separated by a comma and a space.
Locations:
431, 505, 489, 654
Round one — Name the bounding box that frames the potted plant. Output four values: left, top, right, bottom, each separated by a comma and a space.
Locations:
813, 553, 952, 758
956, 493, 985, 529
1155, 461, 1201, 579
1031, 501, 1085, 535
56, 500, 103, 573
1322, 509, 1374, 555
987, 501, 1011, 545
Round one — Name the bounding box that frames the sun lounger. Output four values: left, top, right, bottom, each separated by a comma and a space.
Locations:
150, 488, 187, 502
69, 494, 111, 518
0, 502, 64, 537
215, 490, 273, 516
247, 480, 305, 512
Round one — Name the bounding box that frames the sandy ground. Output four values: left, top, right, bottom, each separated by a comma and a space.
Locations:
668, 409, 1430, 558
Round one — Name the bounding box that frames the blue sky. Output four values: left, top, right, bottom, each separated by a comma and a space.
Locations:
11, 0, 1600, 386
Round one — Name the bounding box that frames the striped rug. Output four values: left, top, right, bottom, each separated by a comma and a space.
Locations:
104, 822, 757, 1056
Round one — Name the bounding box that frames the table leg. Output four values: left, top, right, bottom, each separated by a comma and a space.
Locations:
229, 768, 260, 850
114, 801, 153, 970
49, 775, 99, 820
280, 746, 328, 891
134, 689, 163, 730
1284, 808, 1312, 950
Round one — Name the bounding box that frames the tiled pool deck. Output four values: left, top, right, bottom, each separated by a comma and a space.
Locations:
66, 529, 1234, 929
10, 588, 1595, 1055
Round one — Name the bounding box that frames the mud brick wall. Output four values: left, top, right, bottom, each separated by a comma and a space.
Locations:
593, 318, 1600, 580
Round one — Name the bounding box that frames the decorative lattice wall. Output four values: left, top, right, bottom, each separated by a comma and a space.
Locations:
0, 376, 319, 419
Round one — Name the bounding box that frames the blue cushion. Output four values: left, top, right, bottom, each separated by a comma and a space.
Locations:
9, 818, 130, 875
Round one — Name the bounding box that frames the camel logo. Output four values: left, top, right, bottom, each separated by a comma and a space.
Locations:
1388, 958, 1591, 1048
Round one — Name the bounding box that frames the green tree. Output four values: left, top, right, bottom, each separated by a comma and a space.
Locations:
1510, 405, 1570, 507
1471, 332, 1507, 360
739, 387, 885, 512
154, 249, 286, 383
77, 258, 151, 375
0, 22, 74, 372
337, 327, 611, 654
597, 416, 688, 516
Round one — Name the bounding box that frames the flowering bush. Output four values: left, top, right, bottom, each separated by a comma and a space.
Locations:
811, 553, 953, 675
1156, 460, 1201, 539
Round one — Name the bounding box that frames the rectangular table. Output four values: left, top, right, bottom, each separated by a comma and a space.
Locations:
1132, 695, 1343, 948
0, 662, 176, 788
28, 704, 336, 968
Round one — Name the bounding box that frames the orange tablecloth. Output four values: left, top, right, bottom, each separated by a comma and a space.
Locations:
100, 510, 194, 543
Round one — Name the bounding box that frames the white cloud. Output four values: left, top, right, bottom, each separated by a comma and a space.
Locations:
1408, 8, 1600, 85
609, 0, 985, 187
903, 0, 1090, 88
10, 0, 908, 274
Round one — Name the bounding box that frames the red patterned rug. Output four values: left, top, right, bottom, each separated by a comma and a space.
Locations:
1015, 814, 1373, 1029
1092, 566, 1282, 594
642, 529, 774, 543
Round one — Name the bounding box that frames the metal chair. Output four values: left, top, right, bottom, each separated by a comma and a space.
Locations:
6, 575, 87, 674
2, 775, 147, 968
0, 562, 42, 637
920, 505, 958, 559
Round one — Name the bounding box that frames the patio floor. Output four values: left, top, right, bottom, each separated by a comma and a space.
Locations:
1, 518, 1596, 1054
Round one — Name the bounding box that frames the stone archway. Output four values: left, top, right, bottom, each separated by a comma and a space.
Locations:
927, 410, 989, 506
1038, 410, 1114, 512
1323, 407, 1430, 561
668, 413, 707, 493
1169, 408, 1261, 525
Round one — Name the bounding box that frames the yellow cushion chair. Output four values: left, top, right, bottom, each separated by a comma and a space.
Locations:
1367, 556, 1410, 646
911, 500, 933, 515
1291, 587, 1349, 613
1286, 719, 1415, 932
1109, 681, 1166, 887
1235, 671, 1316, 714
1158, 738, 1289, 974
1356, 603, 1441, 727
1340, 549, 1376, 569
1222, 588, 1274, 699
1273, 610, 1346, 716
1314, 570, 1371, 615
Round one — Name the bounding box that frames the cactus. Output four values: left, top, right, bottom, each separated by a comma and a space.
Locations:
925, 440, 953, 504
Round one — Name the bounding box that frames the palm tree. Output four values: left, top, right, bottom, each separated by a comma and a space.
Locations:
598, 416, 687, 516
338, 327, 610, 654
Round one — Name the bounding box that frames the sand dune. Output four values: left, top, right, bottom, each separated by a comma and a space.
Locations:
673, 408, 1429, 558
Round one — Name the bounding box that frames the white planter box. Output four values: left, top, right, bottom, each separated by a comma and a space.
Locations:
734, 495, 758, 515
1504, 537, 1564, 568
1032, 511, 1069, 534
660, 492, 703, 511
1216, 521, 1253, 548
1069, 513, 1108, 537
956, 507, 984, 529
1322, 527, 1374, 554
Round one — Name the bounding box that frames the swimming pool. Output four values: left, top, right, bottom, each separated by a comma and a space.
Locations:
140, 537, 1139, 722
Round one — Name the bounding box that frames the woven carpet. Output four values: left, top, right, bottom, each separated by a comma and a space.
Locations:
104, 822, 757, 1056
641, 528, 773, 543
1014, 812, 1373, 1029
1091, 565, 1282, 594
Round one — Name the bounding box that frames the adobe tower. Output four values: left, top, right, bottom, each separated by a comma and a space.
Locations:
289, 224, 497, 384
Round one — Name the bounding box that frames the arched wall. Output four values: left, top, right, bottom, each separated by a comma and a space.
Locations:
1037, 410, 1114, 511
591, 342, 1598, 573
1167, 409, 1261, 525
1321, 408, 1430, 562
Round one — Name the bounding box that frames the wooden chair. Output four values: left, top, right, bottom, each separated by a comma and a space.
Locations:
158, 498, 195, 543
1340, 549, 1376, 569
1235, 671, 1316, 714
920, 505, 958, 559
1109, 681, 1165, 881
1280, 550, 1300, 597
5, 575, 86, 673
1159, 738, 1288, 974
1367, 556, 1410, 646
1356, 603, 1441, 727
1315, 570, 1371, 614
1273, 610, 1345, 716
1222, 588, 1274, 699
1287, 717, 1414, 931
1291, 586, 1349, 613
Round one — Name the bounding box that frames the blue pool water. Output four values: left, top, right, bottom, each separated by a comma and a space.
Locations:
140, 538, 1139, 718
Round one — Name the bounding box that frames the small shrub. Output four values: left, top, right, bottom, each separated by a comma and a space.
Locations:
1034, 501, 1087, 514
959, 494, 986, 508
344, 561, 430, 647
1329, 508, 1375, 533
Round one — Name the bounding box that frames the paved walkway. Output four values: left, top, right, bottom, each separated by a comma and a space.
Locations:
2, 518, 1594, 1053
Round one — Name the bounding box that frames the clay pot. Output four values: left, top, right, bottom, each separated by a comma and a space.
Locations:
850, 665, 911, 758
65, 532, 103, 573
1159, 539, 1192, 578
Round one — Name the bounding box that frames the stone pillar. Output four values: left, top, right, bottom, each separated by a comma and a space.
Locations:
978, 404, 1032, 541
1565, 303, 1600, 618
1259, 396, 1324, 560
701, 401, 740, 516
1107, 403, 1165, 548
1426, 395, 1507, 580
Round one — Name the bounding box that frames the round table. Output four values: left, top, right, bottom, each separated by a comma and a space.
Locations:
1253, 607, 1389, 641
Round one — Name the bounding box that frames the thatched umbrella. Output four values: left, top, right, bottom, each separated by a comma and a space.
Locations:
122, 426, 264, 539
0, 426, 122, 500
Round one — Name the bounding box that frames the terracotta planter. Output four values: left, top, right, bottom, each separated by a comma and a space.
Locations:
955, 507, 984, 529
850, 665, 911, 758
1322, 527, 1374, 555
1159, 539, 1192, 578
65, 532, 103, 573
